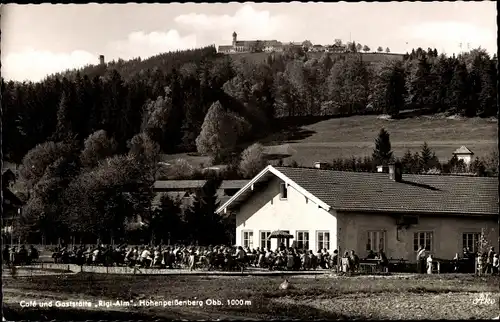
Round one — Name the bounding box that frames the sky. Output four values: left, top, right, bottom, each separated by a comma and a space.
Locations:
1, 2, 497, 82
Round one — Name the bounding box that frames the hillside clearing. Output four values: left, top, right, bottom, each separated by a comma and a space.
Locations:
261, 115, 497, 166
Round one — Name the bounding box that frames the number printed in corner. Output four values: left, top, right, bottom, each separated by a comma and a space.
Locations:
227, 299, 252, 306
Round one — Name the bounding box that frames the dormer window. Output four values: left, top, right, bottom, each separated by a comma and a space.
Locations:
279, 182, 288, 199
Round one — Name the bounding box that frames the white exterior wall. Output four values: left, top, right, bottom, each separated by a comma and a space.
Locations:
456, 154, 473, 165
235, 177, 338, 252
338, 211, 497, 262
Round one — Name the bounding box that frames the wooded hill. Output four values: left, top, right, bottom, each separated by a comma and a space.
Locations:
3, 45, 497, 166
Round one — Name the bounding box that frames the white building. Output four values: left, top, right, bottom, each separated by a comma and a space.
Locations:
216, 165, 498, 261
452, 146, 474, 165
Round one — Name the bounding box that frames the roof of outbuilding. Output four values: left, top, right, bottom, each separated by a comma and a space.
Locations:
274, 167, 498, 215
453, 146, 474, 155
153, 180, 207, 190
220, 180, 250, 189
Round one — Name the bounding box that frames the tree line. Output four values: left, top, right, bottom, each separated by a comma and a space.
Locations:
14, 130, 235, 246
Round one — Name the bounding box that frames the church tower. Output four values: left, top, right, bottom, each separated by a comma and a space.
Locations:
232, 31, 237, 47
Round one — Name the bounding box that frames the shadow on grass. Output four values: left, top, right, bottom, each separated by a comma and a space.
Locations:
264, 153, 293, 161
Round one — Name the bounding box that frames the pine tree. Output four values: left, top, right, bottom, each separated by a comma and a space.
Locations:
419, 142, 433, 172
405, 58, 432, 110
372, 128, 393, 166
199, 179, 226, 245
447, 62, 470, 116
401, 149, 414, 173
150, 194, 182, 244
384, 61, 405, 117
52, 91, 73, 141
183, 194, 204, 245
478, 59, 497, 117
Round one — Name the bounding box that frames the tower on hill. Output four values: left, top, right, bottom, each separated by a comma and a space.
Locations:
232, 31, 237, 47
99, 55, 105, 65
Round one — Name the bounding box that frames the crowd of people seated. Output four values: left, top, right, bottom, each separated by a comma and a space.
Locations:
3, 245, 39, 266
1, 241, 393, 273
40, 242, 390, 273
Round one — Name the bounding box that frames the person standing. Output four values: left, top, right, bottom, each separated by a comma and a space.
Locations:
331, 250, 339, 272
486, 247, 495, 274
453, 253, 460, 273
378, 249, 388, 273
492, 253, 499, 275
426, 254, 434, 274
188, 249, 196, 271
10, 246, 17, 265
349, 250, 359, 273
341, 251, 351, 274
416, 246, 426, 274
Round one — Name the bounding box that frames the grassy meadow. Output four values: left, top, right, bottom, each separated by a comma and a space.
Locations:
3, 273, 499, 320
159, 114, 497, 169
262, 114, 497, 167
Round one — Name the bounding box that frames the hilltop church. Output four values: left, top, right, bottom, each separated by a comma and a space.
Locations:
218, 32, 284, 54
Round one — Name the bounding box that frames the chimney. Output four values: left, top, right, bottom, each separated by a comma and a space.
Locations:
388, 162, 402, 182
99, 55, 105, 65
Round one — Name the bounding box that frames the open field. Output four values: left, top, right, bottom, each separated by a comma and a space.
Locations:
262, 114, 497, 166
159, 115, 497, 169
3, 273, 499, 320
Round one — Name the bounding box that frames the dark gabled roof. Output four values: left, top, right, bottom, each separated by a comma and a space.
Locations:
220, 180, 250, 189
153, 180, 207, 190
274, 167, 498, 215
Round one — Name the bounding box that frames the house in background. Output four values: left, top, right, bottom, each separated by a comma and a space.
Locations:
153, 180, 208, 211
216, 165, 498, 261
452, 146, 474, 165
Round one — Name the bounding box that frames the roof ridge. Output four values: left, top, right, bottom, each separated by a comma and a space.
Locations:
273, 166, 497, 180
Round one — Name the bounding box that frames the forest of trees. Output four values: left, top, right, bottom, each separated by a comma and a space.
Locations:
2, 44, 497, 245
3, 45, 497, 165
